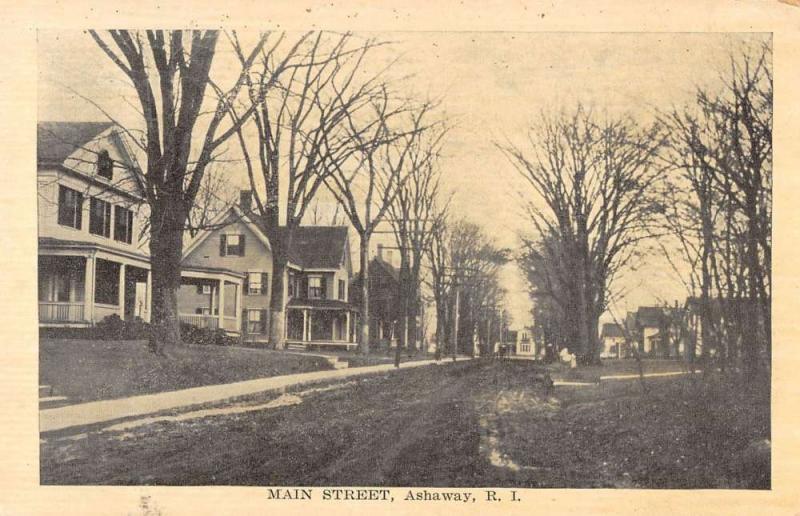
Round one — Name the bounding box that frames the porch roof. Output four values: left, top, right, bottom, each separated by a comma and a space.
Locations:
287, 298, 358, 312
181, 264, 246, 281
39, 237, 150, 263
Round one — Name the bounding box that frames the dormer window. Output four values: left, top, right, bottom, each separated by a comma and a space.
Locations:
97, 150, 113, 180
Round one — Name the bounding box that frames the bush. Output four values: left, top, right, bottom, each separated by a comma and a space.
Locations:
95, 314, 151, 340
180, 323, 237, 347
40, 315, 151, 340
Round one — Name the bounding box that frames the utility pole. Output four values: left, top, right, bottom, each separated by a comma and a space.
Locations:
452, 282, 459, 362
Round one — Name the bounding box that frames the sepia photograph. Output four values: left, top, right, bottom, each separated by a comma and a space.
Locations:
34, 28, 771, 491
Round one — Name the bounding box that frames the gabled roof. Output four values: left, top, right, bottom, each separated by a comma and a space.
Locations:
636, 306, 665, 328
371, 256, 400, 282
37, 121, 146, 198
601, 323, 625, 338
38, 122, 115, 166
282, 226, 349, 270
182, 205, 272, 259
182, 207, 350, 272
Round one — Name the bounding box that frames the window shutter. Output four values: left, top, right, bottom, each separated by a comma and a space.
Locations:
76, 192, 83, 229
239, 234, 246, 256
127, 210, 134, 243
220, 234, 226, 256
320, 276, 327, 299
261, 309, 268, 334
243, 275, 250, 295
197, 284, 203, 295
261, 273, 268, 295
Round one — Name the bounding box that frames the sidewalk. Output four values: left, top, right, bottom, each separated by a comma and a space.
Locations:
40, 357, 471, 433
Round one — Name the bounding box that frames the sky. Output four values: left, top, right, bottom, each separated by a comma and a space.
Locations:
37, 30, 769, 328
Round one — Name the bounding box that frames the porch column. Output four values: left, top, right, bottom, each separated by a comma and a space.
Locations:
117, 262, 126, 319
345, 311, 351, 343
145, 270, 152, 323
235, 279, 242, 333
302, 309, 309, 342
84, 254, 96, 323
217, 278, 225, 330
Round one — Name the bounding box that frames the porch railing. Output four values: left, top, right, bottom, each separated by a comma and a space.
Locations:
39, 302, 85, 322
178, 314, 219, 330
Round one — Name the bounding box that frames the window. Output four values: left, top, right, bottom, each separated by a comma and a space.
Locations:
308, 276, 325, 299
220, 233, 246, 256
196, 284, 212, 295
94, 259, 119, 305
338, 279, 345, 301
89, 197, 112, 237
195, 307, 211, 316
113, 206, 134, 244
55, 275, 71, 302
57, 185, 83, 229
247, 309, 267, 334
247, 271, 267, 295
97, 150, 113, 180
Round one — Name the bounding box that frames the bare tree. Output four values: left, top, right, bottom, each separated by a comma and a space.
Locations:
386, 120, 448, 355
228, 32, 386, 349
447, 219, 509, 356
89, 30, 268, 354
324, 92, 436, 355
426, 204, 452, 359
659, 42, 772, 377
499, 106, 665, 363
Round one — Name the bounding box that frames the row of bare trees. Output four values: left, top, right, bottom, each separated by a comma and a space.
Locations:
426, 219, 510, 357
503, 108, 665, 364
657, 43, 772, 377
90, 30, 452, 355
512, 43, 771, 376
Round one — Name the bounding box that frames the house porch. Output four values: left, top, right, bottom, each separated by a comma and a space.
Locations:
38, 249, 151, 327
285, 302, 358, 351
177, 268, 244, 335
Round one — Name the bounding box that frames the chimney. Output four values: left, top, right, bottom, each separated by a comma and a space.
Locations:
239, 190, 252, 211
377, 243, 384, 260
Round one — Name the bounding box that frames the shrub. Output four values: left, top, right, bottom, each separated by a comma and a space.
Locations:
95, 314, 150, 340
180, 323, 236, 346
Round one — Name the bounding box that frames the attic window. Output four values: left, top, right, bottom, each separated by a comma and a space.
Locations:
97, 150, 113, 180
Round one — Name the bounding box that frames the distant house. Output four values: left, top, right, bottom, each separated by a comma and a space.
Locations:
354, 246, 402, 348
515, 329, 535, 356
492, 328, 535, 356
180, 197, 358, 349
633, 306, 666, 356
683, 296, 765, 360
600, 323, 625, 359
37, 121, 245, 331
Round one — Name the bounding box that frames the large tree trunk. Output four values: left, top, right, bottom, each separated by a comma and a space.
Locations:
434, 292, 447, 360
743, 194, 762, 378
407, 276, 419, 354
269, 251, 287, 350
358, 234, 370, 355
147, 205, 186, 356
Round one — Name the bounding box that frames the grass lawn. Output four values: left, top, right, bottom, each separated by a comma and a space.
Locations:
40, 359, 769, 488
39, 339, 333, 403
